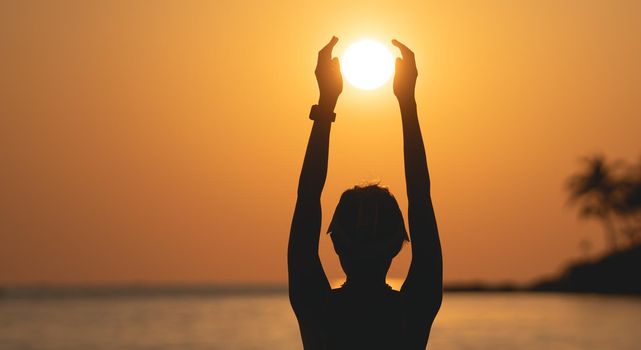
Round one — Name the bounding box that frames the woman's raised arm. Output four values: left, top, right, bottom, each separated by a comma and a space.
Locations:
288, 36, 342, 347
393, 39, 443, 348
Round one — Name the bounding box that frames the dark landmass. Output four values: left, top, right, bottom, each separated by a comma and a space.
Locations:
447, 244, 641, 295
530, 244, 641, 294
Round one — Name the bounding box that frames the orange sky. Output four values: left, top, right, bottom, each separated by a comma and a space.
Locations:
1, 1, 641, 285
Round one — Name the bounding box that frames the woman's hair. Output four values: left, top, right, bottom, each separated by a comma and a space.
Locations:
327, 184, 409, 260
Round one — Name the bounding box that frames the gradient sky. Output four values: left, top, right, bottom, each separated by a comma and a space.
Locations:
1, 1, 641, 285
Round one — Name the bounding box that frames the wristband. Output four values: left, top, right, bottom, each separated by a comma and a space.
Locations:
309, 104, 336, 123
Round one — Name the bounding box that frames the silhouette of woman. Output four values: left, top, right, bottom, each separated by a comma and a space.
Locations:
288, 36, 442, 349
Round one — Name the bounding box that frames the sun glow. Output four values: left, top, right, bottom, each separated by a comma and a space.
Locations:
341, 39, 395, 90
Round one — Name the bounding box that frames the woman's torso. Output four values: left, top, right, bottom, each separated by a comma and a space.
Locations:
323, 286, 405, 350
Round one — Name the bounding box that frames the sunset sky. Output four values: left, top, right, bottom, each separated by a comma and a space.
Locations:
2, 1, 641, 285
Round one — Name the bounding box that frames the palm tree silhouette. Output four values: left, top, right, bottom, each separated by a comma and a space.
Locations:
618, 158, 641, 244
567, 156, 621, 250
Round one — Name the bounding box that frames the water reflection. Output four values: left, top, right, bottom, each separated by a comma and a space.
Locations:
1, 293, 640, 349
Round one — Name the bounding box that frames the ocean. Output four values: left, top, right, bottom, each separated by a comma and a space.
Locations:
1, 291, 640, 349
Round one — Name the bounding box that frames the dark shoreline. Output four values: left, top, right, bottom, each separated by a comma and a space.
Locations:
3, 245, 639, 300
1, 283, 638, 301
0, 284, 289, 300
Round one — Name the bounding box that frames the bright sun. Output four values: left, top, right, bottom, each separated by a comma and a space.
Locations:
341, 39, 395, 90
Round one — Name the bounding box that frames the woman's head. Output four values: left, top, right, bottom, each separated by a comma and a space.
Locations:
327, 184, 408, 276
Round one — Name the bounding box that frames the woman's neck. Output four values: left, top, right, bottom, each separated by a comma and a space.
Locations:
344, 273, 388, 288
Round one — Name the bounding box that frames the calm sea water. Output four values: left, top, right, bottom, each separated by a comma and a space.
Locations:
1, 292, 640, 349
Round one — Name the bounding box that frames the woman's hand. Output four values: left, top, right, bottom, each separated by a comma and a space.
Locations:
315, 36, 342, 111
392, 39, 418, 105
